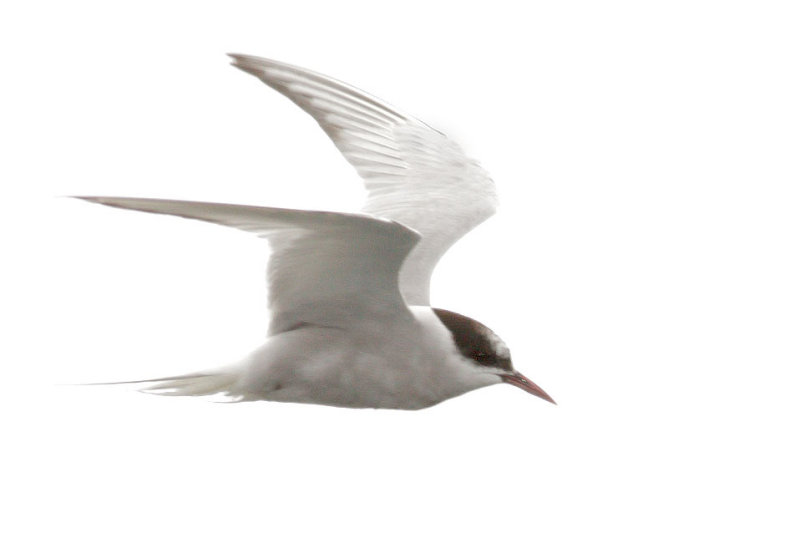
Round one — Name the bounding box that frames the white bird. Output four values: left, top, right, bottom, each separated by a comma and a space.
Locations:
78, 54, 554, 409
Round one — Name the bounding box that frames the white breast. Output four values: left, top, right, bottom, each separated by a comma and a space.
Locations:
230, 306, 499, 409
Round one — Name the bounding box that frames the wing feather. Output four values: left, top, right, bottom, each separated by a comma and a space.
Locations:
76, 197, 420, 334
229, 54, 497, 305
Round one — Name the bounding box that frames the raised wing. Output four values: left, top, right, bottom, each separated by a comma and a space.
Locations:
229, 54, 497, 306
76, 197, 420, 335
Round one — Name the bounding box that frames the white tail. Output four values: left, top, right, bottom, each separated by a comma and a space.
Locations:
140, 372, 239, 397
86, 370, 241, 399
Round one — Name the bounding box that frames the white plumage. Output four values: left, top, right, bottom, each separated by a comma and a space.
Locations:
227, 54, 496, 306
78, 54, 554, 409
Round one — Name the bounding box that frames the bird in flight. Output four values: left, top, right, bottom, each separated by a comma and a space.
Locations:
78, 54, 554, 409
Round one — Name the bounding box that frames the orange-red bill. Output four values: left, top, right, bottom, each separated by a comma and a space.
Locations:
503, 371, 556, 404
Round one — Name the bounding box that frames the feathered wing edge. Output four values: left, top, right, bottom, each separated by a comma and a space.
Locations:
227, 54, 498, 306
73, 195, 420, 398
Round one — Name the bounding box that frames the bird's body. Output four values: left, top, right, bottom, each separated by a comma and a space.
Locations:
78, 54, 554, 409
230, 307, 498, 409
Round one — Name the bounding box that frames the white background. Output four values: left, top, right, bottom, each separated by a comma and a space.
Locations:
2, 1, 798, 552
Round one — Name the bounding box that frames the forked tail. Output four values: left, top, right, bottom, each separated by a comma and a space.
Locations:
86, 370, 241, 399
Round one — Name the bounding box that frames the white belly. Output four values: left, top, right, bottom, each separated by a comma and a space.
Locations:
229, 307, 498, 409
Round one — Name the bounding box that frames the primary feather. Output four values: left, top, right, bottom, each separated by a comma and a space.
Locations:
77, 197, 420, 334
228, 54, 497, 305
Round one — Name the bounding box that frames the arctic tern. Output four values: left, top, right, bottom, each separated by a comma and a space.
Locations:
78, 54, 554, 409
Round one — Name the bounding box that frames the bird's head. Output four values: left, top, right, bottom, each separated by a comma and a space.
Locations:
433, 308, 555, 404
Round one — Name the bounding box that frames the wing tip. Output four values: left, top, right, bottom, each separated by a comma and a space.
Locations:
227, 53, 287, 79
69, 195, 172, 214
71, 195, 109, 205
227, 52, 269, 77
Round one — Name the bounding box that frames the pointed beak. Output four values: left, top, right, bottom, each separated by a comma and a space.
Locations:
502, 371, 556, 404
